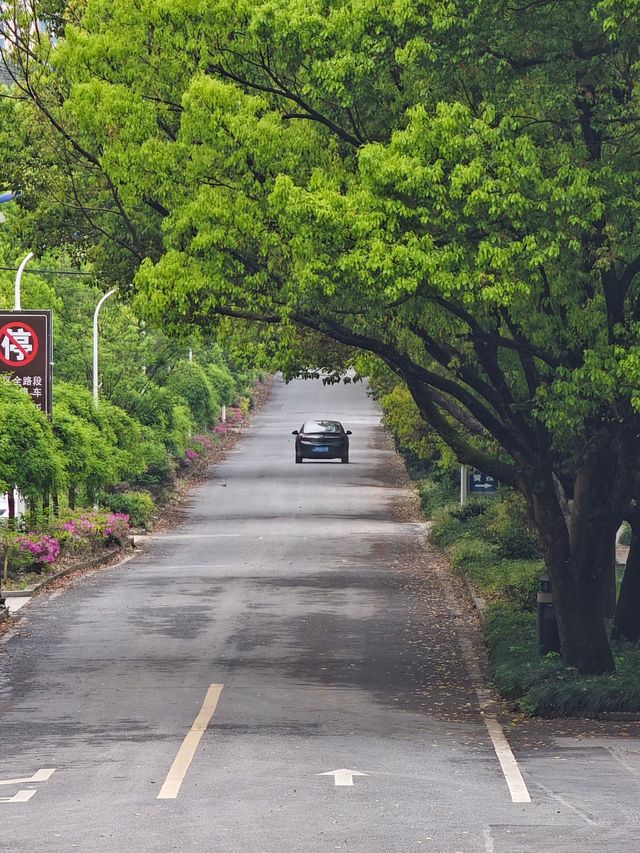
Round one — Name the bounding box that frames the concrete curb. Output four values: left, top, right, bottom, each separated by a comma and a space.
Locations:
462, 574, 488, 621
1, 545, 130, 600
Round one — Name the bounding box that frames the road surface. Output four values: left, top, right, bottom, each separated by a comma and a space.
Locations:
1, 377, 639, 852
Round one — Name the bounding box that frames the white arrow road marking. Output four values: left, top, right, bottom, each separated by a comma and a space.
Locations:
319, 769, 368, 787
0, 769, 55, 786
0, 790, 37, 803
158, 683, 223, 800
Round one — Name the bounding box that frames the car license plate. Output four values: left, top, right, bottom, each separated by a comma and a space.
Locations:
315, 446, 329, 452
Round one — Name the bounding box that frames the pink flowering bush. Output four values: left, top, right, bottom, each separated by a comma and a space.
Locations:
185, 448, 199, 461
16, 533, 61, 573
56, 510, 131, 553
226, 406, 245, 424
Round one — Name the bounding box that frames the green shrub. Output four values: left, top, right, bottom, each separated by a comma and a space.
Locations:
500, 560, 543, 611
131, 441, 176, 490
0, 379, 64, 502
430, 499, 497, 547
206, 364, 237, 406
485, 604, 640, 716
418, 474, 458, 515
484, 605, 558, 700
100, 490, 156, 529
451, 497, 493, 522
168, 404, 193, 456
449, 540, 541, 609
430, 505, 464, 546
485, 491, 541, 559
117, 384, 176, 432
165, 362, 219, 429
449, 537, 499, 574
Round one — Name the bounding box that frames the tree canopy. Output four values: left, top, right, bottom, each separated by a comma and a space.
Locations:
4, 0, 640, 672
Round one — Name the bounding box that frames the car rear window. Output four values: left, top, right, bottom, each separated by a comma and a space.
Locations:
302, 421, 342, 434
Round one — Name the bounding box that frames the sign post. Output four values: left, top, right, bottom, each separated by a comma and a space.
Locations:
0, 310, 53, 415
460, 465, 469, 506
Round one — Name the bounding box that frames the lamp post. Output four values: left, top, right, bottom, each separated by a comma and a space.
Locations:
14, 251, 34, 310
93, 289, 116, 406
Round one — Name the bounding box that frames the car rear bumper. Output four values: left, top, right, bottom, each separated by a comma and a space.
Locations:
296, 440, 348, 459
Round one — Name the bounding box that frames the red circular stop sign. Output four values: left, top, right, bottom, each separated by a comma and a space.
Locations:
0, 321, 39, 367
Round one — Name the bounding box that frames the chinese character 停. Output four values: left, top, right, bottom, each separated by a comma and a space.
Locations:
0, 327, 34, 362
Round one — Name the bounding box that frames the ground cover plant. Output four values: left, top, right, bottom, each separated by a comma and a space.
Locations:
419, 469, 640, 716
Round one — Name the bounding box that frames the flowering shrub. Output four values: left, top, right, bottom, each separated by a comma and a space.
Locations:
55, 510, 131, 552
16, 533, 61, 572
185, 448, 199, 461
226, 405, 246, 423
214, 422, 229, 435
102, 513, 130, 545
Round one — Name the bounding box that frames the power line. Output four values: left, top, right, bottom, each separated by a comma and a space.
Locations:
0, 265, 94, 277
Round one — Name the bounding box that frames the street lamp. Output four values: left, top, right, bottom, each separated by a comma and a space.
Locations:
14, 251, 34, 310
93, 288, 116, 406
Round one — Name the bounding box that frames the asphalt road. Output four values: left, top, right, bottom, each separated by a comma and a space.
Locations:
1, 377, 640, 852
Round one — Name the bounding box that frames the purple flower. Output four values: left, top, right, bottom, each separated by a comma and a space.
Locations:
17, 533, 60, 564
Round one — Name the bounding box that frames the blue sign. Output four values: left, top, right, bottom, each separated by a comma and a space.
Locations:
469, 470, 498, 494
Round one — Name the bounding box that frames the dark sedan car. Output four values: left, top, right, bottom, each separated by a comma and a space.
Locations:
292, 419, 352, 463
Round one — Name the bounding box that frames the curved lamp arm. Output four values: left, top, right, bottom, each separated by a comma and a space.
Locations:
14, 252, 34, 310
93, 288, 116, 406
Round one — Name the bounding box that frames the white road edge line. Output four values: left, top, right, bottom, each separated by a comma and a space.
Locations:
432, 549, 532, 805
482, 715, 531, 803
157, 683, 223, 800
458, 634, 531, 803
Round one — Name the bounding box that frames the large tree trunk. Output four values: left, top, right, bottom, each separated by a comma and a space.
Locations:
523, 461, 622, 674
612, 509, 640, 641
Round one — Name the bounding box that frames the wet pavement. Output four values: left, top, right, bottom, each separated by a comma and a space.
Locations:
0, 377, 639, 852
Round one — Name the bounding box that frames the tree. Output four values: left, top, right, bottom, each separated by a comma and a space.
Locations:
52, 402, 117, 508
164, 361, 219, 429
6, 1, 640, 672
0, 378, 63, 512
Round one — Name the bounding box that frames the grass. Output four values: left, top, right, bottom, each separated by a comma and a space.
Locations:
485, 605, 640, 717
